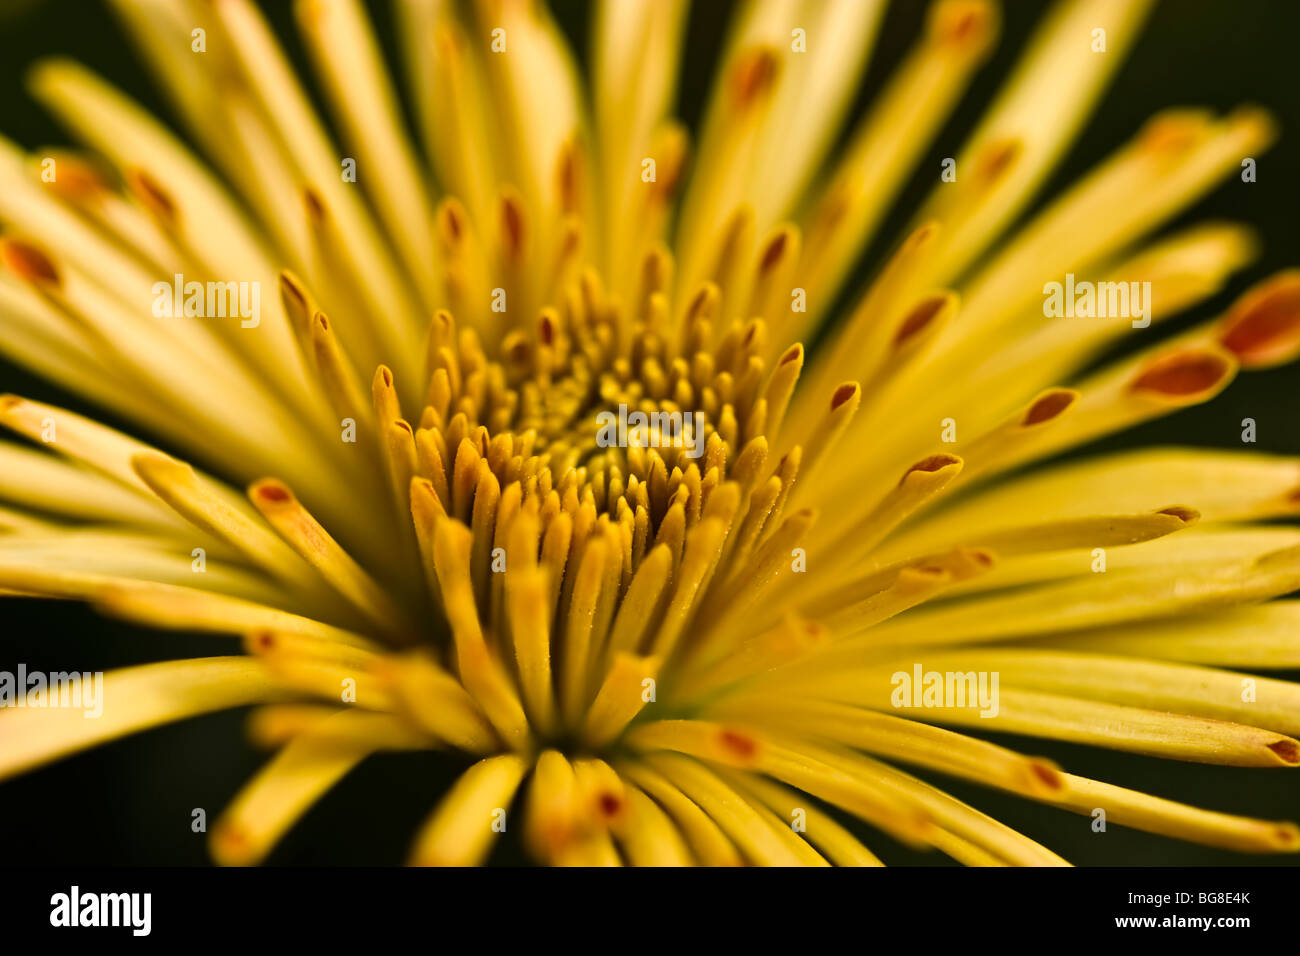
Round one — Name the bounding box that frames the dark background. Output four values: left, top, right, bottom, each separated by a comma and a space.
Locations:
0, 0, 1297, 865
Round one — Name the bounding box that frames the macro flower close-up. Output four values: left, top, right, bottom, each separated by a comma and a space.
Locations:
2, 0, 1300, 875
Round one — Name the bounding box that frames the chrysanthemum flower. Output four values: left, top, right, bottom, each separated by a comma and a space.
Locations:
2, 0, 1300, 867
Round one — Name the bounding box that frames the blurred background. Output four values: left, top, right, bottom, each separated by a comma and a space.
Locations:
0, 0, 1297, 865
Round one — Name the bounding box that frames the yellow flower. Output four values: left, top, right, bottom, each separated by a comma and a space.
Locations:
2, 0, 1299, 866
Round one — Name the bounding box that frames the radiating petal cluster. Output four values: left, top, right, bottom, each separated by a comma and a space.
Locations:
1, 0, 1299, 866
